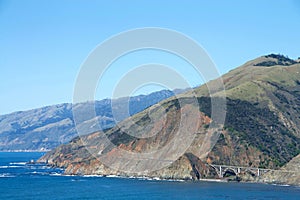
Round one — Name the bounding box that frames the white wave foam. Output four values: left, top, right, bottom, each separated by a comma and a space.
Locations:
30, 171, 47, 175
9, 162, 26, 165
40, 166, 51, 169
50, 172, 63, 176
83, 175, 103, 177
106, 175, 119, 178
271, 183, 291, 187
8, 166, 21, 168
0, 173, 15, 178
0, 165, 21, 168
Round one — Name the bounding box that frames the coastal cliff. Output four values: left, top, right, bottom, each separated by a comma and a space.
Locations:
39, 55, 300, 183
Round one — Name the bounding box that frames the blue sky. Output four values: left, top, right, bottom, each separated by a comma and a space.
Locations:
1, 0, 300, 114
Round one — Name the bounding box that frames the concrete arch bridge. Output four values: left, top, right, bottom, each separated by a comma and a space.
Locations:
210, 164, 273, 178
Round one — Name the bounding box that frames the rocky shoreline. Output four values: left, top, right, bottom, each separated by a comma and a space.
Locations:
37, 159, 291, 186
36, 160, 300, 187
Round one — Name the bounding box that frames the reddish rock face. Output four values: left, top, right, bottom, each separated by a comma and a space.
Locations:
39, 98, 219, 179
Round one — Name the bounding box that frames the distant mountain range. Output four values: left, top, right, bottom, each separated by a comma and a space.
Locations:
0, 89, 186, 151
39, 54, 300, 185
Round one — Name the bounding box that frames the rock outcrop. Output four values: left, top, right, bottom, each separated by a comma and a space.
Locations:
259, 154, 300, 186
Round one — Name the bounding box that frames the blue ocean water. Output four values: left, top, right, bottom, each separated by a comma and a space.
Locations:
0, 152, 299, 200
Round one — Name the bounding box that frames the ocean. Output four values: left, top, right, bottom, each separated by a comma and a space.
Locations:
0, 152, 299, 200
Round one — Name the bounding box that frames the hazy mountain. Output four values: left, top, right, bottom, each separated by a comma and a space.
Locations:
40, 54, 300, 183
0, 89, 185, 151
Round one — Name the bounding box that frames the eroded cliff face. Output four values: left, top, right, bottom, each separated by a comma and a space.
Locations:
40, 96, 300, 181
42, 151, 218, 180
39, 55, 300, 183
39, 99, 219, 180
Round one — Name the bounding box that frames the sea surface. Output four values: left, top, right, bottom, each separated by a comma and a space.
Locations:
0, 152, 299, 200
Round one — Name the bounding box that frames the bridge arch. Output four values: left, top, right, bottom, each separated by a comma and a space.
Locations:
223, 168, 237, 177
244, 169, 257, 177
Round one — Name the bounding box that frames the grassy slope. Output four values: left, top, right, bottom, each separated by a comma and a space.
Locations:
200, 56, 300, 168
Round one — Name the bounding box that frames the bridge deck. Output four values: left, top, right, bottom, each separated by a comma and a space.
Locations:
210, 164, 276, 177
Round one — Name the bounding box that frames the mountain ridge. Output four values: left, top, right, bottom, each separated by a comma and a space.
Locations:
0, 89, 187, 151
